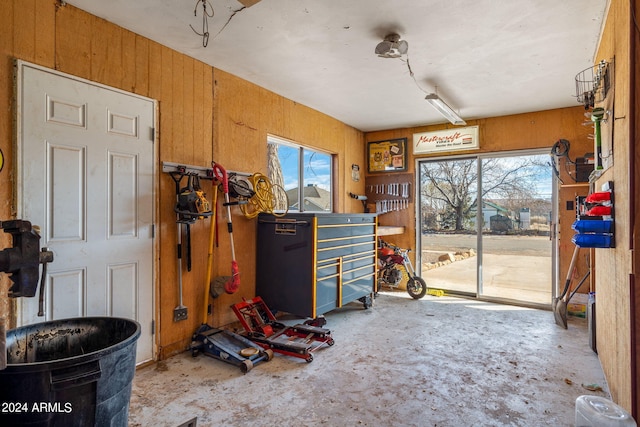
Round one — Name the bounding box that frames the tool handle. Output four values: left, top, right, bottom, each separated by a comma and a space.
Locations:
212, 162, 229, 193
186, 224, 192, 272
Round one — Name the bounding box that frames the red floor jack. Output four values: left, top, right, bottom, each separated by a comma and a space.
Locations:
231, 297, 334, 363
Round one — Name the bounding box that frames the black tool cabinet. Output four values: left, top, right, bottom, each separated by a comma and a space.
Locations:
256, 212, 377, 318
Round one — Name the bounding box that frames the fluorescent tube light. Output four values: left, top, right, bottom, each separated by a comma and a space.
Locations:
425, 93, 466, 125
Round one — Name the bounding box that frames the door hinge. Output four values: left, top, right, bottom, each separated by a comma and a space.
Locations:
151, 320, 155, 335
150, 127, 155, 141
152, 224, 155, 238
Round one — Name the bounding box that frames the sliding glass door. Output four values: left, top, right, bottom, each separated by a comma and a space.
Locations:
419, 157, 478, 296
478, 153, 554, 305
418, 150, 555, 306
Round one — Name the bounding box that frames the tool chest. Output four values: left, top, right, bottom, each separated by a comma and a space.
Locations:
256, 213, 377, 318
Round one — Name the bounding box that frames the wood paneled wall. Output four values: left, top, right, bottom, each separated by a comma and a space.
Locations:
591, 0, 634, 412
0, 1, 365, 359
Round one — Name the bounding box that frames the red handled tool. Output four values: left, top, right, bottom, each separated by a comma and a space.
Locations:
212, 162, 240, 294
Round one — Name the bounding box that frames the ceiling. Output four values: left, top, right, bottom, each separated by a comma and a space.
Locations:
65, 0, 608, 132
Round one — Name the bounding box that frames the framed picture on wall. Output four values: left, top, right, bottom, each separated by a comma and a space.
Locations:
367, 138, 407, 173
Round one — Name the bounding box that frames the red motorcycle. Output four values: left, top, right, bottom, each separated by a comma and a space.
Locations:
377, 238, 427, 299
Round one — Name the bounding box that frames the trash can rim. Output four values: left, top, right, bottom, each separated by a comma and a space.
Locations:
4, 316, 141, 369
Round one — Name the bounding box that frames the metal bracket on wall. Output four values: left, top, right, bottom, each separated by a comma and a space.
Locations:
162, 161, 214, 179
162, 161, 252, 179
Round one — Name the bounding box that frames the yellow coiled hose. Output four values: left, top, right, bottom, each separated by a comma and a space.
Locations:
240, 173, 289, 219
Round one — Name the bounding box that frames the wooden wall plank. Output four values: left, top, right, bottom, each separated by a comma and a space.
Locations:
121, 29, 136, 93
203, 66, 214, 160
34, 0, 55, 67
158, 44, 176, 347
88, 16, 108, 83
147, 40, 162, 101
0, 0, 14, 58
175, 56, 211, 336
134, 35, 149, 96
160, 46, 174, 160
193, 61, 205, 162
90, 15, 122, 88
55, 5, 91, 78
182, 57, 195, 164
171, 50, 184, 163
261, 90, 285, 138
13, 0, 35, 63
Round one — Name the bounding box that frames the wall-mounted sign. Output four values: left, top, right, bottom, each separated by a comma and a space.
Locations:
413, 126, 479, 155
367, 138, 407, 173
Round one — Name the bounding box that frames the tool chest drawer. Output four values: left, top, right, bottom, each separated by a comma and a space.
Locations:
256, 213, 377, 318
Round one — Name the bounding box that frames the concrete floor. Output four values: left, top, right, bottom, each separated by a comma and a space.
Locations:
128, 292, 608, 427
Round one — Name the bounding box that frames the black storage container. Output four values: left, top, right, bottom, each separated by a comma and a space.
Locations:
0, 317, 140, 427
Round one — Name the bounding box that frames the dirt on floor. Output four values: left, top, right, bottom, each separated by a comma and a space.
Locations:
128, 292, 608, 427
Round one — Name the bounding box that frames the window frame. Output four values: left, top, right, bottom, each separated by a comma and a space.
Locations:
267, 135, 334, 213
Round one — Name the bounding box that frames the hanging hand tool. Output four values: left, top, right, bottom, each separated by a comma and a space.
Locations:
212, 162, 240, 294
178, 173, 202, 272
170, 172, 190, 321
204, 181, 220, 300
553, 245, 579, 328
591, 107, 605, 170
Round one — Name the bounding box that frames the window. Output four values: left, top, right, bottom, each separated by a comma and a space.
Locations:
267, 136, 333, 212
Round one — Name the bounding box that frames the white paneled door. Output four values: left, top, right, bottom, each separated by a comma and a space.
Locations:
17, 62, 155, 364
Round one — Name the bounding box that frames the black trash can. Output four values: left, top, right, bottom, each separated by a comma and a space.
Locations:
0, 317, 140, 427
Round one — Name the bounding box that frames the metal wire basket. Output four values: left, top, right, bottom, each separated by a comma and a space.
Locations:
575, 60, 611, 109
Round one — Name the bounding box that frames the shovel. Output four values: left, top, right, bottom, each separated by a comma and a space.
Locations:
554, 245, 579, 328
212, 162, 240, 294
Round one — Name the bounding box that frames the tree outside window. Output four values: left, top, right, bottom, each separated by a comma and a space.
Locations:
267, 136, 333, 212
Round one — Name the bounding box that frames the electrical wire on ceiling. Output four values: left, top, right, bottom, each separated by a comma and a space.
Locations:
212, 7, 246, 40
404, 54, 429, 95
189, 1, 247, 47
375, 33, 432, 96
190, 0, 214, 47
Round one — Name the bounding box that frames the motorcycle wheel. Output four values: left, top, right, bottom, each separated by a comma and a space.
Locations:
407, 276, 427, 299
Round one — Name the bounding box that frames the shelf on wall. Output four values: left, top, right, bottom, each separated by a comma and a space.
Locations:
560, 183, 590, 188
378, 226, 405, 236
